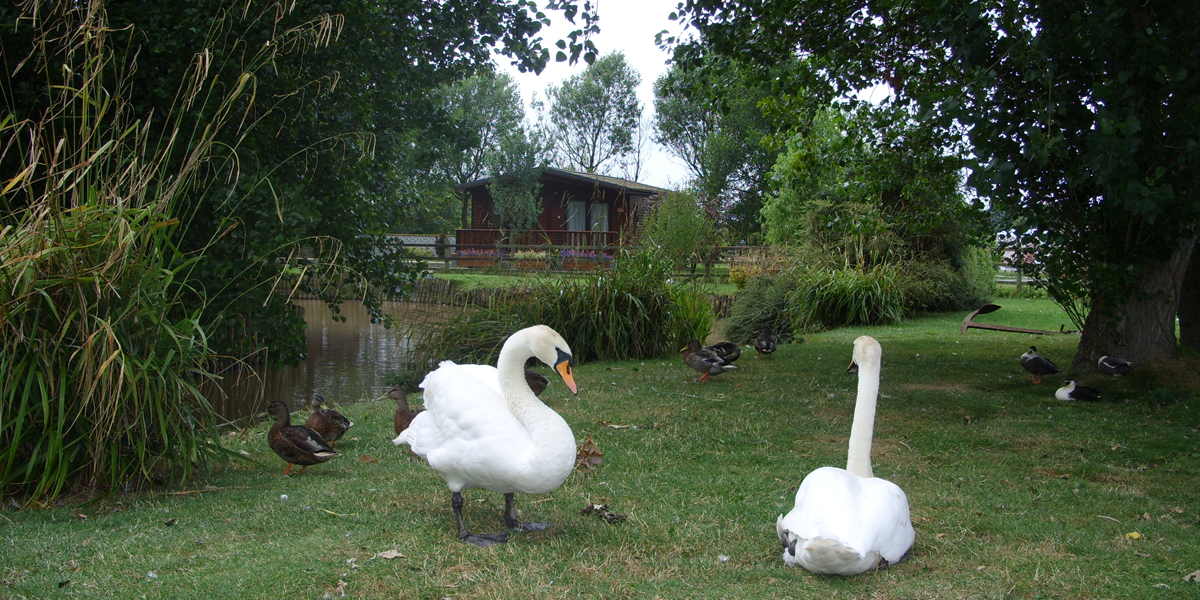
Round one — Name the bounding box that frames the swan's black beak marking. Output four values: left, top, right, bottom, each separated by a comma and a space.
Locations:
847, 359, 859, 374
555, 348, 578, 395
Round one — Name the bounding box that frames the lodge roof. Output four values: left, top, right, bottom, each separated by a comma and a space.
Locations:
454, 167, 670, 196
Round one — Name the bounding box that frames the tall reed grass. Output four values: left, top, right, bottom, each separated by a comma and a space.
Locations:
392, 248, 713, 387
0, 1, 340, 501
786, 265, 905, 331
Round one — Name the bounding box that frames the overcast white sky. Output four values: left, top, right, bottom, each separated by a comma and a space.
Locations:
496, 0, 694, 189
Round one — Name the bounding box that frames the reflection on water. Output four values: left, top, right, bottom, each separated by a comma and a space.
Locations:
205, 299, 453, 421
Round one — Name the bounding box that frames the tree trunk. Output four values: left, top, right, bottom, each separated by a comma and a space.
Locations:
1072, 236, 1196, 370
460, 191, 472, 230
1179, 241, 1200, 352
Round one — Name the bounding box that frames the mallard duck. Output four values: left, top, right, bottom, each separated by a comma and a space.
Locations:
754, 325, 777, 358
384, 386, 423, 435
705, 341, 741, 363
1056, 379, 1101, 401
267, 401, 338, 476
776, 336, 914, 575
1019, 346, 1062, 383
1097, 355, 1132, 376
524, 369, 550, 396
392, 325, 579, 547
305, 393, 352, 446
682, 339, 737, 381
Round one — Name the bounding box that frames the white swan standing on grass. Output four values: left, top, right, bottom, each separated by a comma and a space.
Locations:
776, 335, 915, 575
393, 325, 578, 546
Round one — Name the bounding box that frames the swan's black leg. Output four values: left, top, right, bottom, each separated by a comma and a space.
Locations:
452, 491, 508, 546
504, 492, 551, 532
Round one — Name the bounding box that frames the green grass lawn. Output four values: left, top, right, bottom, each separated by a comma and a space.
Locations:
2, 299, 1198, 598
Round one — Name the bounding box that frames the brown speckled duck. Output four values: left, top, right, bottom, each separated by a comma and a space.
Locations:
267, 401, 338, 476
385, 386, 424, 435
705, 341, 741, 364
682, 339, 737, 381
305, 393, 352, 446
524, 369, 550, 396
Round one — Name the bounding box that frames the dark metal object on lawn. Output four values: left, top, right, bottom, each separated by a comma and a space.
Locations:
960, 304, 1077, 336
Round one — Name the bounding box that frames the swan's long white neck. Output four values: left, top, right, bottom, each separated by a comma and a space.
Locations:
495, 330, 575, 468
845, 348, 881, 479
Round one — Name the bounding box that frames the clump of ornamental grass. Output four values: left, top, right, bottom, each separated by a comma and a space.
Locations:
395, 247, 714, 379
0, 1, 341, 501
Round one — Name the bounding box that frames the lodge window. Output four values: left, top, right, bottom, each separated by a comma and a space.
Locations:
567, 200, 587, 231
589, 203, 609, 232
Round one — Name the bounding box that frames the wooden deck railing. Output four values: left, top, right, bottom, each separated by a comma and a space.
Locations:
454, 229, 620, 250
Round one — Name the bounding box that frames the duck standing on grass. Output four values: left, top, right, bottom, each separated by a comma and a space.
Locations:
393, 325, 579, 547
755, 325, 777, 358
1056, 379, 1101, 402
776, 336, 914, 575
305, 393, 352, 446
384, 386, 423, 435
682, 339, 737, 381
267, 401, 338, 476
1020, 346, 1062, 384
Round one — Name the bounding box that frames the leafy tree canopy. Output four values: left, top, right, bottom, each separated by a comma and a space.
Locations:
2, 0, 601, 364
546, 51, 642, 174
653, 56, 786, 241
669, 0, 1200, 364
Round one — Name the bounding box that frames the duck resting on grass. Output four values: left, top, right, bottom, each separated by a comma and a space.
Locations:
776, 336, 915, 576
1097, 355, 1132, 376
305, 393, 352, 446
393, 325, 578, 547
755, 325, 777, 358
1056, 379, 1101, 402
267, 401, 338, 476
705, 341, 741, 364
1020, 346, 1062, 384
682, 339, 737, 381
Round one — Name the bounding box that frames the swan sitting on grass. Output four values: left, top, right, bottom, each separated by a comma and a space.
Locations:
776, 335, 915, 575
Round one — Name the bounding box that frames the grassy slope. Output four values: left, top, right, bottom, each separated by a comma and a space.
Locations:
2, 299, 1198, 599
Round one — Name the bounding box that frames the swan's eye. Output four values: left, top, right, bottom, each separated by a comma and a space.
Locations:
556, 348, 574, 370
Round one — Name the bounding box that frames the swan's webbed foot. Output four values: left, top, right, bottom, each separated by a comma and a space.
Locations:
452, 491, 509, 547
506, 520, 552, 532
459, 531, 509, 547
503, 493, 552, 533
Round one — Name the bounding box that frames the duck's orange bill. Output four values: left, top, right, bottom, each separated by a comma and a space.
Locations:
556, 361, 578, 395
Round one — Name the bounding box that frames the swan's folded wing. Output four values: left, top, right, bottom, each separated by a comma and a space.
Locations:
412, 362, 533, 477
437, 361, 503, 396
781, 467, 868, 553
856, 476, 915, 564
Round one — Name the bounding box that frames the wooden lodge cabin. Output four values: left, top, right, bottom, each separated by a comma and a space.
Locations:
454, 167, 670, 252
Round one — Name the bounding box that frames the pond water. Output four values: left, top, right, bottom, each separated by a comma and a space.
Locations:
204, 299, 454, 421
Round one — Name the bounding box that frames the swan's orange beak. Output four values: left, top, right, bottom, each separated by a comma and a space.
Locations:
555, 360, 577, 395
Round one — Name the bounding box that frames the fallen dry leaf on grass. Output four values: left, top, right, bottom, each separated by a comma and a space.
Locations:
598, 420, 629, 429
374, 550, 407, 560
575, 434, 603, 471
359, 454, 379, 463
581, 503, 627, 523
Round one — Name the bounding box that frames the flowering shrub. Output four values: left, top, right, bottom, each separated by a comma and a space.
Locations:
559, 249, 613, 259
